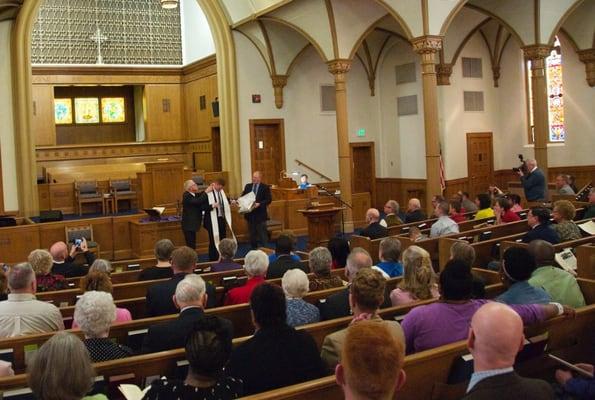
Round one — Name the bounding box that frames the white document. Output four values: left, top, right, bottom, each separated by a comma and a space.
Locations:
555, 248, 577, 276
578, 220, 595, 235
237, 192, 256, 214
118, 384, 151, 400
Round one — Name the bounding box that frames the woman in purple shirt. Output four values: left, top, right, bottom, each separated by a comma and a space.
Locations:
401, 260, 574, 354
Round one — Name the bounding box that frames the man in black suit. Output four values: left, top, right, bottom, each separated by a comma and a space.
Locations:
463, 302, 554, 399
240, 171, 272, 249
227, 283, 326, 395
181, 179, 212, 250
266, 234, 308, 279
404, 198, 427, 223
50, 239, 95, 278
317, 248, 390, 321
359, 208, 388, 239
521, 207, 560, 244
142, 274, 232, 353
517, 159, 546, 202
203, 178, 231, 261
146, 246, 216, 317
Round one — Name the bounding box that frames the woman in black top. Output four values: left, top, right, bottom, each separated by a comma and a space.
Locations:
144, 316, 243, 399
138, 239, 175, 281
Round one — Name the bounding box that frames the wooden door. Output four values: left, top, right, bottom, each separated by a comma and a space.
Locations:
249, 119, 286, 184
466, 132, 494, 197
211, 126, 222, 172
350, 142, 376, 204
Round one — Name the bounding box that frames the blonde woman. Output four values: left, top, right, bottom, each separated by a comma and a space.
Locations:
390, 246, 438, 306
28, 249, 68, 292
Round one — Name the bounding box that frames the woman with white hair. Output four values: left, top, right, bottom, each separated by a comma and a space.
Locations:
283, 269, 320, 327
28, 249, 68, 292
224, 250, 268, 305
73, 291, 132, 362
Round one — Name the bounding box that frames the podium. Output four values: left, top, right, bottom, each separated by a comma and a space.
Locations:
298, 205, 344, 250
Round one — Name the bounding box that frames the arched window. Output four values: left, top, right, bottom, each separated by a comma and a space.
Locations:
526, 36, 565, 143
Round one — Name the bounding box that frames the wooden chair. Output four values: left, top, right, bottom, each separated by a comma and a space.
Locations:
64, 224, 100, 257
109, 179, 136, 213
74, 180, 104, 216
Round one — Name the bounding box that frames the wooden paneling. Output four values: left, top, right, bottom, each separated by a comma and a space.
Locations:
444, 177, 469, 199
495, 165, 594, 195
31, 84, 56, 146
0, 222, 40, 263
375, 178, 427, 210
144, 84, 184, 141
350, 142, 376, 206
466, 132, 494, 197
32, 66, 183, 85
249, 119, 286, 185
53, 86, 136, 145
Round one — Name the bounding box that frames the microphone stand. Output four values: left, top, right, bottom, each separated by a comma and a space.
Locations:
317, 185, 352, 238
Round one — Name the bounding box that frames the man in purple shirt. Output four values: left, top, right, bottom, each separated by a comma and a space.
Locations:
401, 260, 574, 354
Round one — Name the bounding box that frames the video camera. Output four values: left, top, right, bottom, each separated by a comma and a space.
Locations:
512, 154, 528, 174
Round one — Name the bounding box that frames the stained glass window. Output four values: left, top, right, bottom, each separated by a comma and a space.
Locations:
527, 36, 565, 142
54, 98, 72, 124
74, 97, 100, 124
101, 97, 126, 123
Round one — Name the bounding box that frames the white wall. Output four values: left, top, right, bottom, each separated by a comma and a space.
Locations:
0, 21, 18, 211
377, 40, 425, 179
181, 0, 216, 65
438, 34, 501, 180
234, 31, 379, 185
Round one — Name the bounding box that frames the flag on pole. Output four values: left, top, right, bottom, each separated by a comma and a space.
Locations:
439, 146, 446, 193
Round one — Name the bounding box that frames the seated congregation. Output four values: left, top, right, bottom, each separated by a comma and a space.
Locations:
0, 187, 593, 400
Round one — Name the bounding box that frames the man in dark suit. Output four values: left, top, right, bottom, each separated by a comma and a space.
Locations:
359, 208, 388, 239
50, 239, 95, 278
318, 248, 390, 320
146, 246, 216, 317
266, 234, 308, 279
522, 207, 560, 244
181, 179, 211, 250
463, 302, 554, 399
227, 283, 326, 395
142, 274, 232, 353
240, 171, 272, 249
518, 159, 546, 202
203, 178, 230, 261
404, 198, 427, 223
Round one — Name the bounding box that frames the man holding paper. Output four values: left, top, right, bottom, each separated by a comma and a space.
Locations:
240, 171, 272, 249
204, 178, 233, 261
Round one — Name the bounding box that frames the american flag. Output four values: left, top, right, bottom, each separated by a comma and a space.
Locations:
439, 146, 446, 193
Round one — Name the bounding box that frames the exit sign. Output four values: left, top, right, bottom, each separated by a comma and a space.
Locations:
357, 128, 366, 137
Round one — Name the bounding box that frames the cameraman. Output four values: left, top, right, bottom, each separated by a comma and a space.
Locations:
517, 159, 546, 202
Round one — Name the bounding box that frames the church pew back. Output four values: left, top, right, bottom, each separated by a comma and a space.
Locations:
575, 244, 595, 279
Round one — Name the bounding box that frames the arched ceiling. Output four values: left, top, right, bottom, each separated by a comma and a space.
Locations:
0, 0, 24, 21
561, 0, 595, 50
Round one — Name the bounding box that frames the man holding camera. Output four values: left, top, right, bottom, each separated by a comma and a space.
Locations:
49, 238, 95, 278
517, 159, 546, 202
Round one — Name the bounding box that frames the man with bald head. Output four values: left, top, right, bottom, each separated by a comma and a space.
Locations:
404, 198, 427, 223
517, 159, 546, 202
360, 208, 388, 240
142, 274, 232, 353
463, 302, 554, 399
50, 238, 95, 278
318, 247, 391, 320
241, 171, 272, 249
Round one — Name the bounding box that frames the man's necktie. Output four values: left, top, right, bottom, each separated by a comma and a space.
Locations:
253, 184, 258, 195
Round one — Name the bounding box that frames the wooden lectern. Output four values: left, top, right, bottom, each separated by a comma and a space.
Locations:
298, 205, 344, 250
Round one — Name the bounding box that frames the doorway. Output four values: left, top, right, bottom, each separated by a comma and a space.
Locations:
466, 132, 494, 197
350, 142, 376, 204
249, 119, 286, 185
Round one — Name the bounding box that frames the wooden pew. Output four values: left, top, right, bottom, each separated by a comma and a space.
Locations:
575, 244, 595, 279
499, 235, 595, 261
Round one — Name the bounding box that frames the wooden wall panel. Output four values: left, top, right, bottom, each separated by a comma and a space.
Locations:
31, 85, 56, 146
0, 224, 40, 263
112, 215, 138, 260
144, 84, 184, 142
444, 178, 469, 199
375, 178, 427, 210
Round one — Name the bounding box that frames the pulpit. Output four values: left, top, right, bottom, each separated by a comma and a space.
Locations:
298, 205, 345, 250
137, 161, 185, 209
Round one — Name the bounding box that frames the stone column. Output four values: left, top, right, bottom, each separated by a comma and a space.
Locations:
578, 49, 595, 87
327, 59, 354, 232
523, 45, 552, 179
271, 75, 288, 109
412, 36, 442, 213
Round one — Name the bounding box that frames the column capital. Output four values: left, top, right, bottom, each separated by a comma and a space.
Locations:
577, 48, 595, 87
327, 59, 352, 75
411, 36, 443, 54
578, 48, 595, 62
436, 63, 452, 85
522, 45, 552, 61
271, 75, 288, 109
0, 1, 24, 21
